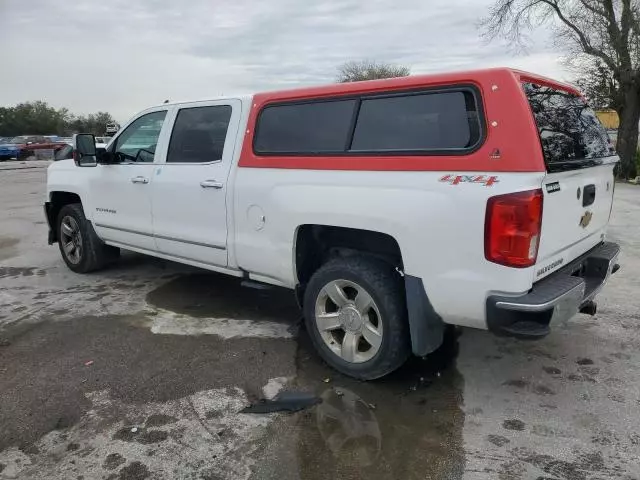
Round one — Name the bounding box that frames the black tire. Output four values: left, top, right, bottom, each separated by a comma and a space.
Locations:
56, 203, 120, 273
17, 150, 32, 161
303, 256, 411, 380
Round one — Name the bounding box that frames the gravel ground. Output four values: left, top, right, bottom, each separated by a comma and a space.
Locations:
0, 164, 638, 480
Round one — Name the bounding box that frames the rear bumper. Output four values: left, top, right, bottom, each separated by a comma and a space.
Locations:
486, 241, 620, 338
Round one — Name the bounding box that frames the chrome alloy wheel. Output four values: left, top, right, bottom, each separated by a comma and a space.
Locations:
314, 279, 383, 363
60, 215, 83, 265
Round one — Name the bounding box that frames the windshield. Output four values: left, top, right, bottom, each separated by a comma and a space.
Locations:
523, 82, 614, 172
10, 136, 27, 144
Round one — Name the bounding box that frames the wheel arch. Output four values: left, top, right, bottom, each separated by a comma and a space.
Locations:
293, 224, 404, 288
293, 224, 445, 358
47, 191, 84, 244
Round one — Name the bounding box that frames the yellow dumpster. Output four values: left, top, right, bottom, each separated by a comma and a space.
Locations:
595, 109, 619, 129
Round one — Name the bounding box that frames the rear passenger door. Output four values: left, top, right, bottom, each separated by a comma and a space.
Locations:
150, 99, 241, 267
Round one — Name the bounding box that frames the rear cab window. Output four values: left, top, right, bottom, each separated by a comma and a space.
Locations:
523, 82, 614, 172
167, 105, 232, 163
253, 87, 483, 155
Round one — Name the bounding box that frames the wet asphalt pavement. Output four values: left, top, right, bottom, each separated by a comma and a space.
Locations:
0, 162, 639, 480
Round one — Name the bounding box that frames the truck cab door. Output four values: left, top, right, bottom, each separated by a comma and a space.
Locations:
90, 109, 170, 252
150, 99, 241, 267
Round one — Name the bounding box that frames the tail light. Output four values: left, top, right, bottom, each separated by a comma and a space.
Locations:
485, 189, 543, 268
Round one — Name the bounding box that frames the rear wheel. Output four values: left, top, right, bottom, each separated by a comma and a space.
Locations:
303, 256, 410, 380
57, 203, 119, 273
17, 149, 32, 160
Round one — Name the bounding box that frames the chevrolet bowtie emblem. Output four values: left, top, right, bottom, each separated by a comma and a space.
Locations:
579, 211, 593, 228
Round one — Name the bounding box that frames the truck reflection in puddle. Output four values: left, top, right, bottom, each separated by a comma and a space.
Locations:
146, 271, 465, 479
254, 329, 464, 480
316, 387, 382, 467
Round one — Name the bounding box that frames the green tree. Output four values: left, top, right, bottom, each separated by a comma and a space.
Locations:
482, 0, 640, 178
0, 101, 118, 137
337, 60, 411, 83
70, 112, 118, 135
0, 101, 65, 136
0, 107, 14, 136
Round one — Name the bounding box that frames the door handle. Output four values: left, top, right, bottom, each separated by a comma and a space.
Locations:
583, 184, 596, 207
200, 180, 224, 189
131, 176, 149, 184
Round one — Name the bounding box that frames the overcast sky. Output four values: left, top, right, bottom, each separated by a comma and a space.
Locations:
0, 0, 568, 123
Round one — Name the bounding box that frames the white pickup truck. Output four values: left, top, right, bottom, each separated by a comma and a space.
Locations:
45, 68, 620, 379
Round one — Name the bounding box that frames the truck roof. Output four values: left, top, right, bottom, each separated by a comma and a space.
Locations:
148, 68, 580, 110
157, 94, 254, 108
253, 67, 581, 103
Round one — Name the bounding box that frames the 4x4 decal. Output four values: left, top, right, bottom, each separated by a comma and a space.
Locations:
439, 174, 499, 187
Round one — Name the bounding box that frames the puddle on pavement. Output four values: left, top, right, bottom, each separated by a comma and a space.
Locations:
0, 237, 19, 261
253, 328, 465, 480
146, 273, 301, 325
0, 315, 296, 452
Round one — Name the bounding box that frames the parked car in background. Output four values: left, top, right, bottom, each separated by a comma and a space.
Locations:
0, 135, 66, 161
0, 137, 21, 160
54, 140, 107, 161
105, 123, 119, 135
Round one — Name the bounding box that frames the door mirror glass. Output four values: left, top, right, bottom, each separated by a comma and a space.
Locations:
73, 134, 97, 167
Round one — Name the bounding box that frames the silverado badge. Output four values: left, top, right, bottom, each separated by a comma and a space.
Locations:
579, 211, 593, 228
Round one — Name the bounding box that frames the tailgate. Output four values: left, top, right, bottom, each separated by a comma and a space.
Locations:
536, 163, 616, 280
522, 82, 618, 281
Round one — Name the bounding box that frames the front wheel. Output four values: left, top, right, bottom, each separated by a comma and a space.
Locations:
303, 256, 411, 380
17, 150, 32, 160
57, 203, 119, 273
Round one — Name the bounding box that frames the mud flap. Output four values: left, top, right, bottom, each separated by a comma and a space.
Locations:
44, 202, 56, 244
404, 275, 445, 356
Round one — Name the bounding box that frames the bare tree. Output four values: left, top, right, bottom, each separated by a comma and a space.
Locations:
482, 0, 640, 178
573, 58, 622, 110
337, 60, 410, 83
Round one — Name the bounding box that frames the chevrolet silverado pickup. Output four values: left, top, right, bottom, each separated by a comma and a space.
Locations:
45, 68, 620, 379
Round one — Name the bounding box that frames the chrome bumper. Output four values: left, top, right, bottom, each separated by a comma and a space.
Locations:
486, 242, 620, 338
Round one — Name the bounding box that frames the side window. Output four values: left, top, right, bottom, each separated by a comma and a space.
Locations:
54, 144, 73, 161
113, 110, 167, 162
351, 91, 479, 151
254, 100, 356, 154
167, 105, 232, 163
252, 89, 482, 156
